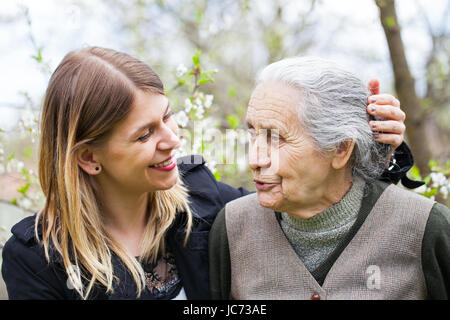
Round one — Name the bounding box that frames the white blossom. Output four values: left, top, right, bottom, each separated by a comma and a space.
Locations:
20, 110, 38, 139
175, 111, 189, 128
6, 161, 13, 173
176, 64, 187, 77
18, 198, 32, 210
440, 186, 448, 199
206, 159, 217, 173
184, 98, 193, 112
430, 172, 447, 188
17, 161, 24, 172
196, 106, 205, 119
204, 94, 214, 108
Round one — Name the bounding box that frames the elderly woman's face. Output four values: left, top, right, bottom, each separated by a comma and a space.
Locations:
246, 82, 338, 216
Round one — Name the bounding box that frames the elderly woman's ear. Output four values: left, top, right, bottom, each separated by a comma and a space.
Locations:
331, 140, 355, 170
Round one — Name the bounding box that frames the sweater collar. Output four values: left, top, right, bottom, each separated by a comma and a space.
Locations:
281, 176, 365, 232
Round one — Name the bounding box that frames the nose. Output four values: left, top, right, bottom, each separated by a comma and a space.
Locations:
248, 132, 271, 170
157, 123, 180, 151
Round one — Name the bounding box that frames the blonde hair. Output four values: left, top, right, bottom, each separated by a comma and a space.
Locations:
37, 47, 192, 299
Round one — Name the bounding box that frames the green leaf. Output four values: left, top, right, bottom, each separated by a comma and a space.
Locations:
213, 170, 221, 181
198, 77, 213, 85
202, 70, 215, 75
228, 86, 236, 98
8, 152, 15, 161
424, 187, 438, 198
384, 16, 396, 28
31, 47, 43, 62
24, 146, 33, 159
196, 10, 203, 22
410, 166, 421, 180
428, 159, 437, 170
11, 198, 17, 205
227, 115, 238, 129
17, 182, 31, 195
192, 50, 201, 67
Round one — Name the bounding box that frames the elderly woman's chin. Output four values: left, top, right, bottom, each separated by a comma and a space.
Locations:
256, 185, 284, 210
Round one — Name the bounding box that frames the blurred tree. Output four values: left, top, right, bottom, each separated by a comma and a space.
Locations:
107, 0, 319, 189
375, 0, 450, 175
420, 0, 450, 163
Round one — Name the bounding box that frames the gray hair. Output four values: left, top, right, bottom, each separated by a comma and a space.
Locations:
256, 56, 389, 181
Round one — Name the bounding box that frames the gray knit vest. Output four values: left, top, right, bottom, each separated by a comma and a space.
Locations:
225, 184, 435, 300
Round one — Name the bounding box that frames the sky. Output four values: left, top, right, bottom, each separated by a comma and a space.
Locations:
0, 0, 448, 130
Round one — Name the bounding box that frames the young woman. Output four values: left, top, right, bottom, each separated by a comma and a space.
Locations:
1, 47, 410, 300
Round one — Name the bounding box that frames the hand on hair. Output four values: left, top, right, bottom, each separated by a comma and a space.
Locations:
366, 79, 406, 153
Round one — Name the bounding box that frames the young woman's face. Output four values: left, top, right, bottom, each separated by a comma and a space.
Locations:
95, 90, 180, 195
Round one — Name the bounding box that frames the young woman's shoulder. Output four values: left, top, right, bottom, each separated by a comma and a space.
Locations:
1, 214, 74, 299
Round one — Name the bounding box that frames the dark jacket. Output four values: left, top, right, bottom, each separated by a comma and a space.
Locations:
1, 155, 248, 300
1, 144, 416, 300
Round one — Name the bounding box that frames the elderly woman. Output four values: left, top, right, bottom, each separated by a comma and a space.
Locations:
209, 57, 450, 300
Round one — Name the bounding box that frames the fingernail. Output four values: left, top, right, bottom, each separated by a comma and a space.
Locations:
369, 97, 376, 103
370, 122, 377, 129
373, 133, 379, 139
369, 105, 376, 113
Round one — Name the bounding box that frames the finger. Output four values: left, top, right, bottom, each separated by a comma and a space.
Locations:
372, 133, 403, 149
367, 104, 406, 121
369, 120, 406, 134
368, 94, 400, 107
367, 79, 380, 95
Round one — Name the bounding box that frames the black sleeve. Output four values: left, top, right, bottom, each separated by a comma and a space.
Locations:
216, 181, 251, 206
209, 208, 232, 300
379, 142, 425, 188
422, 202, 450, 300
1, 235, 67, 299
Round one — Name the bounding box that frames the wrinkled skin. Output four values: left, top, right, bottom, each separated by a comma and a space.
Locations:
247, 81, 405, 219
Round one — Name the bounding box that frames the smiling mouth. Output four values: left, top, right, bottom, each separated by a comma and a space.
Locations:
149, 155, 176, 171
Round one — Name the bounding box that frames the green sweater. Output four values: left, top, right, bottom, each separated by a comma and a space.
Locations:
209, 180, 450, 300
280, 176, 365, 273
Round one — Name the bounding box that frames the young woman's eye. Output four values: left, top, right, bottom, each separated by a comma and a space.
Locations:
138, 129, 153, 141
163, 110, 173, 121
